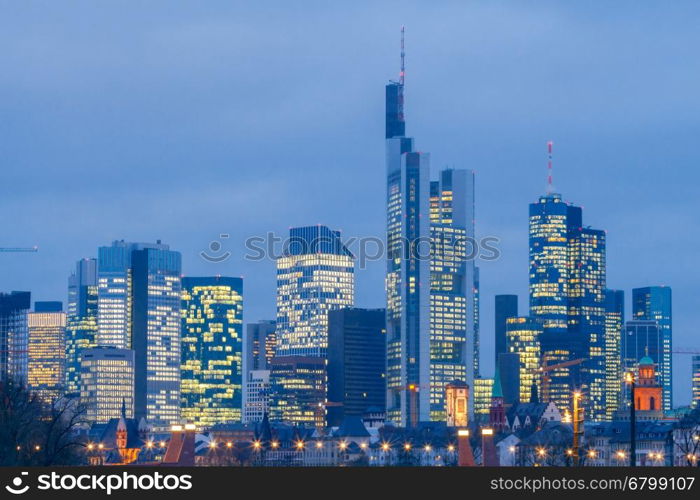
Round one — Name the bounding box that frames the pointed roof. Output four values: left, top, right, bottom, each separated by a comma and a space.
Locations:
492, 367, 503, 399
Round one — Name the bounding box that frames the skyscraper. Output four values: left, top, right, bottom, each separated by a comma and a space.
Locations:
0, 291, 31, 385
244, 320, 277, 372
385, 31, 431, 427
181, 276, 243, 428
603, 289, 624, 420
495, 295, 518, 366
96, 240, 182, 429
622, 320, 662, 382
65, 258, 98, 395
275, 226, 354, 358
506, 316, 542, 403
632, 286, 672, 411
327, 307, 386, 426
528, 148, 606, 417
27, 301, 66, 403
81, 347, 134, 424
428, 169, 476, 421
242, 320, 276, 424
269, 356, 326, 426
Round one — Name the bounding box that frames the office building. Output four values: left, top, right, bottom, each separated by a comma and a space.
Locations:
181, 276, 243, 428
632, 286, 672, 411
97, 240, 182, 430
495, 295, 518, 367
429, 169, 477, 421
506, 317, 542, 404
275, 226, 354, 358
65, 258, 98, 395
327, 308, 386, 426
80, 347, 134, 424
27, 301, 66, 403
529, 157, 606, 416
385, 34, 431, 427
473, 377, 494, 422
603, 289, 624, 420
269, 356, 326, 426
622, 320, 662, 385
243, 370, 270, 424
0, 291, 31, 384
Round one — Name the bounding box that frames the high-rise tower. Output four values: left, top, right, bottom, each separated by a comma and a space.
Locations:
528, 144, 606, 417
385, 28, 431, 426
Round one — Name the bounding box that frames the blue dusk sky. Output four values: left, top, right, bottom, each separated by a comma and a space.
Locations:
1, 1, 698, 404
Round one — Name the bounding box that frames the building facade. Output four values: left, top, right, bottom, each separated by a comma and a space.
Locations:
622, 320, 662, 385
27, 301, 66, 403
529, 181, 606, 417
242, 320, 276, 423
181, 276, 243, 428
0, 291, 31, 384
97, 240, 182, 429
495, 295, 518, 367
243, 369, 270, 424
269, 356, 326, 426
65, 258, 98, 395
81, 347, 135, 424
275, 226, 354, 358
506, 316, 542, 404
327, 308, 386, 426
693, 355, 700, 409
428, 169, 476, 421
603, 289, 624, 420
632, 286, 672, 412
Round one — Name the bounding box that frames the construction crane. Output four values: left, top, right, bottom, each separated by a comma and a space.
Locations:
537, 358, 586, 403
0, 246, 38, 253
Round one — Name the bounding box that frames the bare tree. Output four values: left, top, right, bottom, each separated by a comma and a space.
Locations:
673, 408, 700, 466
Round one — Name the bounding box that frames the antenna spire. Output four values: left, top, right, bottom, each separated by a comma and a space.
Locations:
400, 25, 405, 85
546, 140, 554, 194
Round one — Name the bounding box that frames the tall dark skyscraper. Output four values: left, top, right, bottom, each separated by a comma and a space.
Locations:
632, 286, 672, 411
65, 258, 98, 395
0, 291, 31, 385
242, 320, 276, 424
529, 144, 606, 418
327, 308, 386, 426
604, 289, 624, 420
495, 295, 518, 365
622, 320, 665, 408
181, 276, 243, 428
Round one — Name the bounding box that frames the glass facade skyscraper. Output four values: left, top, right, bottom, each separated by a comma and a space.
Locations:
506, 316, 542, 403
327, 307, 386, 426
65, 258, 98, 395
632, 286, 672, 411
181, 276, 243, 428
603, 289, 624, 420
81, 346, 134, 424
0, 291, 31, 385
242, 320, 276, 424
269, 356, 326, 426
495, 295, 518, 367
275, 226, 354, 358
428, 169, 476, 421
96, 240, 182, 430
529, 190, 606, 418
692, 355, 700, 409
27, 301, 66, 403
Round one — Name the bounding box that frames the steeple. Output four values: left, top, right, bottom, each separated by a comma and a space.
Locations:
492, 367, 503, 399
530, 380, 540, 404
121, 398, 127, 419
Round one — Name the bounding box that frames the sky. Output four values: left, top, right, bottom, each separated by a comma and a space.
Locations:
1, 1, 698, 405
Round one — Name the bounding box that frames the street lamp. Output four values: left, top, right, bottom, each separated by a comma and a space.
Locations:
625, 372, 636, 467
295, 440, 305, 451
381, 442, 391, 452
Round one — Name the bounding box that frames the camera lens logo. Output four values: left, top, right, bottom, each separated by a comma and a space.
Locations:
5, 472, 29, 495
200, 234, 231, 263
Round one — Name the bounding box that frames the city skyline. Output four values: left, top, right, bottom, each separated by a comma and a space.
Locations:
1, 2, 699, 404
